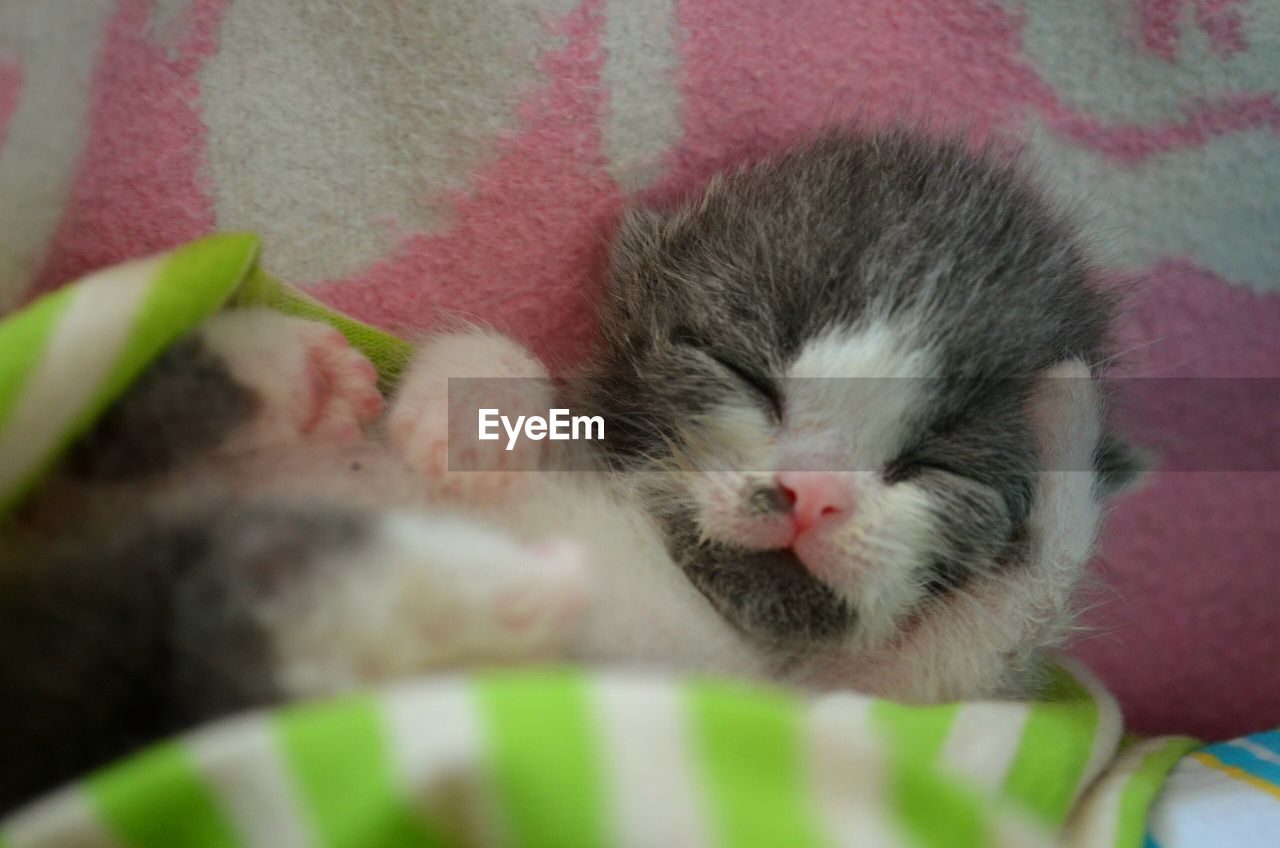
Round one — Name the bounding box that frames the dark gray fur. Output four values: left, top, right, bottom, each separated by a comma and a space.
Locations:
577, 128, 1129, 651
0, 504, 369, 814
0, 331, 361, 814
64, 335, 259, 481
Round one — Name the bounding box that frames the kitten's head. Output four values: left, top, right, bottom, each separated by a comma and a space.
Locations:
582, 130, 1135, 695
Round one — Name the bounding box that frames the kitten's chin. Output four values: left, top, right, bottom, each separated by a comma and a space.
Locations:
749, 546, 807, 575
737, 537, 931, 655
676, 541, 859, 645
788, 534, 863, 593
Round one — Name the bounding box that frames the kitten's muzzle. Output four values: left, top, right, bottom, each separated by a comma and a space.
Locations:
775, 471, 853, 537
747, 472, 856, 570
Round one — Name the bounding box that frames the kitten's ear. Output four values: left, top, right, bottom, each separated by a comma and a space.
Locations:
613, 204, 667, 261
1028, 359, 1100, 475
606, 204, 677, 326
1093, 433, 1151, 499
1028, 360, 1150, 501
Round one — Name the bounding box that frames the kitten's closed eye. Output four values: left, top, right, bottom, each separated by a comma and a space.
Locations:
672, 326, 783, 420
881, 455, 928, 484
881, 454, 976, 485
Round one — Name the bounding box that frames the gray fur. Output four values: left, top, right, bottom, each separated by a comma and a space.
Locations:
0, 326, 371, 813
0, 503, 373, 814
577, 128, 1125, 651
64, 336, 260, 481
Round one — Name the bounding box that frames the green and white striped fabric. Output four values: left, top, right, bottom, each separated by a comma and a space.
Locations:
0, 233, 412, 515
0, 237, 1197, 847
0, 665, 1195, 848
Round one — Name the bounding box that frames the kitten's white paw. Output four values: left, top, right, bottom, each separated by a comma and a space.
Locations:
387, 330, 552, 500
371, 520, 591, 671
271, 513, 591, 695
489, 539, 592, 642
197, 309, 384, 448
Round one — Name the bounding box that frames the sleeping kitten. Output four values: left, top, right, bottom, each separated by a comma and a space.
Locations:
0, 309, 759, 813
570, 129, 1138, 697
0, 128, 1135, 813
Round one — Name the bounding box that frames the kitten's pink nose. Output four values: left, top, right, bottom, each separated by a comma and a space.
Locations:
777, 471, 853, 535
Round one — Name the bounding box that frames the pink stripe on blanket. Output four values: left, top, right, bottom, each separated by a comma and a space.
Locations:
1043, 94, 1280, 166
1136, 0, 1249, 59
0, 59, 21, 149
310, 0, 622, 367
665, 0, 1035, 189
27, 0, 229, 300
667, 0, 1277, 179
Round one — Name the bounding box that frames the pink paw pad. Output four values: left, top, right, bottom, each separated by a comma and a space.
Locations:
494, 540, 591, 638
385, 331, 555, 499
298, 327, 385, 440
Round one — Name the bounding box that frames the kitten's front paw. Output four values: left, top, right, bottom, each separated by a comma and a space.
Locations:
387, 330, 553, 500
272, 514, 592, 695
459, 537, 592, 663
290, 322, 384, 442
198, 309, 384, 448
366, 522, 592, 673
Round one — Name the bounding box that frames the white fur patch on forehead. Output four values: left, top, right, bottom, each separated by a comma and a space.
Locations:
782, 323, 936, 466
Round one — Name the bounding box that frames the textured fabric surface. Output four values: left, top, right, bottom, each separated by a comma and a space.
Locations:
0, 0, 1276, 738
0, 665, 1198, 848
0, 234, 253, 512
1147, 730, 1280, 846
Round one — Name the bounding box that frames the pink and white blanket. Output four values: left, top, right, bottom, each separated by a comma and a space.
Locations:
0, 0, 1276, 739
